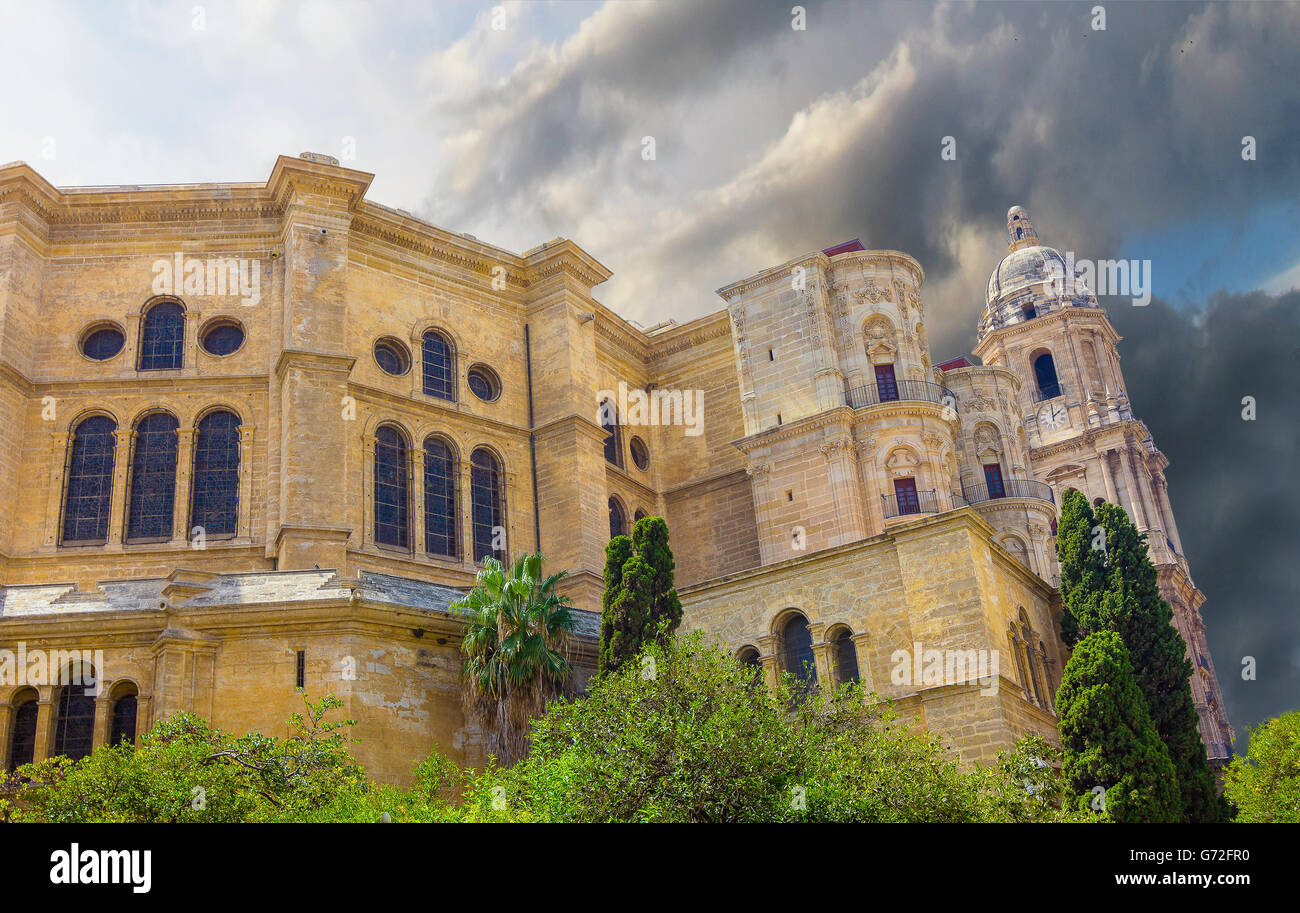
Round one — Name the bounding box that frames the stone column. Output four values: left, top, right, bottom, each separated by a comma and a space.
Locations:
123, 313, 142, 369
172, 428, 195, 542
412, 446, 426, 557
1115, 447, 1149, 529
809, 622, 831, 687
746, 462, 777, 565
757, 634, 781, 691
0, 703, 10, 770
821, 438, 866, 546
361, 433, 376, 549
855, 439, 882, 536
186, 309, 203, 371
44, 431, 70, 546
1130, 451, 1161, 539
92, 695, 112, 749
1098, 449, 1118, 504
32, 688, 55, 762
851, 632, 874, 694
238, 424, 256, 540
107, 429, 135, 545
460, 457, 476, 563
136, 694, 153, 741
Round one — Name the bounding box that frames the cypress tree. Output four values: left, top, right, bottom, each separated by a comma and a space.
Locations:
598, 516, 683, 674
1056, 629, 1181, 822
1092, 501, 1224, 822
1055, 488, 1109, 648
598, 535, 633, 674
1054, 487, 1224, 822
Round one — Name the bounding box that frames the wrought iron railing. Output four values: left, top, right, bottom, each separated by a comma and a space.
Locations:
880, 489, 966, 519
846, 380, 956, 410
962, 478, 1055, 504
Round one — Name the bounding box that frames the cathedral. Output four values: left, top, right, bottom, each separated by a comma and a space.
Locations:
0, 153, 1232, 782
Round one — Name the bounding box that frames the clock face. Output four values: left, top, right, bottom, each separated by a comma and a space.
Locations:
1038, 402, 1069, 431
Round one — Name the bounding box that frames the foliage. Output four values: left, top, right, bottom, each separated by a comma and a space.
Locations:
451, 552, 576, 766
1, 694, 366, 823
454, 634, 1084, 823
1223, 711, 1300, 823
1054, 488, 1223, 822
1055, 630, 1181, 822
1, 646, 1095, 824
598, 516, 683, 674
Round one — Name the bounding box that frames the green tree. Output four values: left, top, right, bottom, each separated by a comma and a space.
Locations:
1223, 711, 1300, 823
1092, 500, 1224, 822
598, 515, 683, 674
451, 552, 576, 766
1055, 488, 1222, 822
1, 694, 366, 823
460, 634, 1084, 823
1055, 630, 1181, 822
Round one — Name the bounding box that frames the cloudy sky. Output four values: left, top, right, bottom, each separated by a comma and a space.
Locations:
2, 0, 1297, 745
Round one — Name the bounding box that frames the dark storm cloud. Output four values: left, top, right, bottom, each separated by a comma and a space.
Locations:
1108, 290, 1300, 744
420, 0, 1300, 736
425, 0, 1298, 357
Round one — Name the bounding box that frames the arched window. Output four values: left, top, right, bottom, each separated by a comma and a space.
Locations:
53, 664, 97, 762
422, 330, 455, 401
470, 448, 505, 563
126, 412, 179, 541
737, 646, 763, 687
1012, 609, 1047, 709
423, 436, 458, 558
781, 614, 816, 685
190, 410, 242, 538
62, 415, 118, 544
7, 690, 38, 772
831, 628, 860, 685
609, 497, 626, 539
1032, 351, 1060, 400
374, 426, 410, 549
599, 399, 622, 467
138, 300, 185, 370
110, 686, 139, 746
634, 508, 648, 523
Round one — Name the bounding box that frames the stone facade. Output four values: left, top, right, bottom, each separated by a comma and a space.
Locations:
0, 156, 1230, 782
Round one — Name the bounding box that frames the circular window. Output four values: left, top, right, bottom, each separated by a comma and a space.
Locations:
630, 436, 649, 471
374, 338, 411, 376
80, 325, 125, 361
467, 365, 501, 402
200, 320, 245, 356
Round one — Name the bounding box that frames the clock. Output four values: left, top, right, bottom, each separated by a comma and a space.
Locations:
1038, 402, 1069, 431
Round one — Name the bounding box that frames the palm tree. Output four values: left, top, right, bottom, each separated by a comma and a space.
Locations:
450, 553, 576, 766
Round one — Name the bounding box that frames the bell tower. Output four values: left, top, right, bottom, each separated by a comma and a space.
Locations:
975, 206, 1234, 765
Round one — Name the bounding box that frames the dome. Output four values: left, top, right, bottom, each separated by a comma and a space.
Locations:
977, 206, 1099, 342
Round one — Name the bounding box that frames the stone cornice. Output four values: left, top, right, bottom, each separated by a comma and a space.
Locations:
974, 304, 1120, 356
274, 349, 357, 381
351, 207, 531, 291
732, 406, 855, 454
1027, 419, 1150, 461
647, 311, 733, 363
266, 155, 373, 211
716, 248, 923, 301
522, 238, 613, 291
